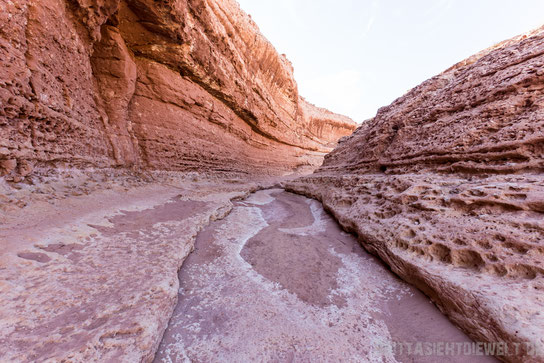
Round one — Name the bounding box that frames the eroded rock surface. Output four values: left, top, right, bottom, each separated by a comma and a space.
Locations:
286, 27, 544, 362
0, 173, 263, 362
0, 0, 355, 179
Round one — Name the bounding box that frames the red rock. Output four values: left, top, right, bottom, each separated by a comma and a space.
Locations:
287, 26, 544, 362
0, 159, 17, 176
17, 159, 33, 176
0, 0, 355, 177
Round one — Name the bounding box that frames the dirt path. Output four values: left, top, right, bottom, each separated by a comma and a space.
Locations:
154, 189, 498, 362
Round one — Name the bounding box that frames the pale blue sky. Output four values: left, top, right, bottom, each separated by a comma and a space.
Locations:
237, 0, 544, 122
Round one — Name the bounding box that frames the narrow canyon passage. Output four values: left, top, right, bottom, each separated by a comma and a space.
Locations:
154, 189, 497, 362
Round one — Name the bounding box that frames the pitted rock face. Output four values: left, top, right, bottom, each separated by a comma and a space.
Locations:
286, 26, 544, 363
0, 0, 356, 178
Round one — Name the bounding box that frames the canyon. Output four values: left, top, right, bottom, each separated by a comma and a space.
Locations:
0, 0, 543, 362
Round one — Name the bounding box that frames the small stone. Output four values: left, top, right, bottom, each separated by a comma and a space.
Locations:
17, 160, 33, 177
0, 159, 17, 175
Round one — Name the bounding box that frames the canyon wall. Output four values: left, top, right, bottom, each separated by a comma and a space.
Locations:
0, 0, 355, 179
286, 27, 544, 362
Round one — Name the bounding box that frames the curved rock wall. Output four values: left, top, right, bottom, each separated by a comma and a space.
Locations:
0, 0, 356, 178
287, 27, 544, 362
299, 98, 358, 147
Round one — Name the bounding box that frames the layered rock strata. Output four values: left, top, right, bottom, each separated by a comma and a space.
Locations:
286, 27, 544, 362
0, 0, 355, 179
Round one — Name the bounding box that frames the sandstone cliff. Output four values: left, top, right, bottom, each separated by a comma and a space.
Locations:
287, 27, 544, 362
0, 0, 355, 179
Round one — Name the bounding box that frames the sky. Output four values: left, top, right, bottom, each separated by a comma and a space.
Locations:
236, 0, 544, 123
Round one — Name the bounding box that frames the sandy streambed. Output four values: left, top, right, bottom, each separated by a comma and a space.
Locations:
154, 189, 497, 362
